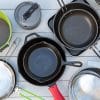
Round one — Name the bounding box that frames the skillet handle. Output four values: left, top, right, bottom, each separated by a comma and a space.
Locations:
72, 0, 89, 5
49, 84, 65, 100
64, 61, 83, 67
24, 33, 41, 44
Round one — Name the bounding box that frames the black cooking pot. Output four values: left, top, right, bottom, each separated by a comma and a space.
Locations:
48, 0, 100, 56
18, 33, 82, 100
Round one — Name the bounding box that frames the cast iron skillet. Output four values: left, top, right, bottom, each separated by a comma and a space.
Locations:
18, 33, 82, 100
52, 0, 100, 51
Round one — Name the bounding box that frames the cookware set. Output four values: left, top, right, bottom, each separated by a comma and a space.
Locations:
0, 0, 100, 100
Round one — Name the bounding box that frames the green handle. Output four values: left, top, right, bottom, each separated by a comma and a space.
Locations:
19, 87, 44, 100
20, 93, 31, 100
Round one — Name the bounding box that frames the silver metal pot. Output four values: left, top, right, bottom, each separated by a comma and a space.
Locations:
69, 68, 100, 100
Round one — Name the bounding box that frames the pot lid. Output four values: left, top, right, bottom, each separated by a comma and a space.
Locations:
14, 2, 41, 30
0, 61, 15, 99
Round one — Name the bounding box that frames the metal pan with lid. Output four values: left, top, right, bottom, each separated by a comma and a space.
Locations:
48, 0, 100, 56
18, 33, 82, 100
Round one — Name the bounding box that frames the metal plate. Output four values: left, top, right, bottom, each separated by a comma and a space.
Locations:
0, 60, 15, 99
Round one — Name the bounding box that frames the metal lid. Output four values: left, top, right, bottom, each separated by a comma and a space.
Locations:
14, 2, 41, 30
0, 61, 15, 99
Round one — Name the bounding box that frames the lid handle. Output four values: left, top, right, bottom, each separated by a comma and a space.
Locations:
23, 3, 39, 20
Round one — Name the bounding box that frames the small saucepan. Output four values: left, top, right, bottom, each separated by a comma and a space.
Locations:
18, 33, 82, 100
69, 68, 100, 100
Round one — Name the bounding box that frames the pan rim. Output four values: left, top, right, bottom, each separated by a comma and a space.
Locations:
58, 9, 98, 50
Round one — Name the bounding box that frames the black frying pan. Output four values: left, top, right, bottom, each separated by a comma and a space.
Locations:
52, 0, 100, 51
18, 33, 82, 100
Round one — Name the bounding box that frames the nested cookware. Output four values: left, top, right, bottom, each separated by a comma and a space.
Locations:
48, 0, 100, 56
18, 33, 82, 100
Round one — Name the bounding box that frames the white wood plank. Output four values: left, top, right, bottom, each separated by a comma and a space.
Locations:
0, 33, 99, 57
9, 81, 69, 97
0, 0, 73, 10
4, 10, 57, 33
0, 0, 99, 10
4, 97, 68, 100
3, 56, 100, 82
2, 8, 100, 33
87, 0, 100, 10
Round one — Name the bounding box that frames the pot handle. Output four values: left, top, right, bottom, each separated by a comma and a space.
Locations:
72, 0, 89, 5
49, 84, 65, 100
24, 33, 41, 44
57, 0, 67, 12
63, 61, 82, 67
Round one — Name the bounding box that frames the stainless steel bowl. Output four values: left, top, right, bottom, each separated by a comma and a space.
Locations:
69, 68, 100, 100
0, 60, 16, 99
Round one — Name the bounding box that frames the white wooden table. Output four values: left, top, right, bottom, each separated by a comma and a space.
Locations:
0, 0, 100, 100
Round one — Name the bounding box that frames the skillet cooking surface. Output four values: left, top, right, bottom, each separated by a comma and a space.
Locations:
59, 10, 97, 47
27, 47, 58, 77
